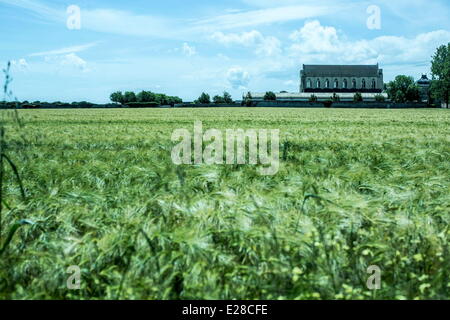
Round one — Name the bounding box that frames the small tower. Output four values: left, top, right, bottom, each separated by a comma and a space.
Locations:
416, 74, 431, 103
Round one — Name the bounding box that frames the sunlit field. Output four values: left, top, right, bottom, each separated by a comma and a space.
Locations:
1, 108, 449, 299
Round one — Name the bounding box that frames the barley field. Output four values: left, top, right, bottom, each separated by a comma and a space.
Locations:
0, 108, 449, 300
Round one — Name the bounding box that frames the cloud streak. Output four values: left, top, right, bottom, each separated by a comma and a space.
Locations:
193, 5, 334, 31
30, 43, 99, 57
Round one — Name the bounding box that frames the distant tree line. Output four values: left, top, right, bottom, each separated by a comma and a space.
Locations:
195, 92, 234, 104
0, 100, 120, 109
110, 91, 183, 106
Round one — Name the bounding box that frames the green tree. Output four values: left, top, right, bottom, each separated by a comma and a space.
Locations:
213, 95, 225, 104
395, 90, 406, 103
124, 91, 137, 103
430, 43, 450, 107
223, 91, 233, 104
386, 75, 420, 103
137, 91, 156, 103
243, 92, 253, 107
197, 92, 211, 104
309, 94, 318, 102
332, 93, 340, 102
155, 94, 169, 105
167, 96, 182, 106
112, 92, 122, 103
374, 94, 386, 102
264, 91, 277, 101
353, 92, 363, 102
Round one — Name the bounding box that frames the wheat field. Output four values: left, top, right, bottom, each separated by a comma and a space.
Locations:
0, 108, 449, 299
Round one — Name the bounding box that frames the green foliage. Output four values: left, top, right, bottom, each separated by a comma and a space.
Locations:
110, 91, 125, 104
332, 93, 340, 102
243, 92, 253, 107
125, 102, 160, 108
374, 94, 386, 102
71, 101, 93, 108
213, 95, 225, 104
430, 43, 450, 105
124, 92, 137, 104
212, 92, 234, 104
395, 90, 406, 103
112, 91, 182, 106
264, 91, 277, 101
386, 75, 420, 103
137, 91, 156, 103
0, 105, 449, 300
309, 94, 318, 102
0, 62, 37, 261
196, 92, 211, 104
223, 92, 233, 104
353, 92, 363, 102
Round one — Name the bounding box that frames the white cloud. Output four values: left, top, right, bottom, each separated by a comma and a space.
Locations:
217, 53, 231, 61
211, 30, 281, 57
0, 0, 337, 44
81, 9, 184, 39
182, 43, 197, 57
284, 80, 297, 86
289, 20, 340, 52
11, 58, 28, 71
0, 1, 187, 39
211, 30, 262, 46
0, 0, 63, 20
30, 43, 98, 57
288, 20, 450, 65
256, 36, 282, 57
45, 53, 89, 72
194, 5, 333, 30
61, 53, 88, 71
227, 67, 250, 89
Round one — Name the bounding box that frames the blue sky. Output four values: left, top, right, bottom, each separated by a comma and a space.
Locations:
1, 0, 449, 103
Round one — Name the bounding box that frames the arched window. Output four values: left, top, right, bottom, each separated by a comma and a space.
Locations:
362, 79, 366, 89
352, 79, 357, 89
372, 79, 376, 89
343, 79, 348, 89
307, 79, 312, 88
334, 79, 339, 89
316, 79, 321, 88
325, 79, 330, 88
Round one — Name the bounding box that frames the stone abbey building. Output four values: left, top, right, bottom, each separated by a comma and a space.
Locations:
300, 64, 384, 93
250, 64, 387, 102
250, 64, 432, 104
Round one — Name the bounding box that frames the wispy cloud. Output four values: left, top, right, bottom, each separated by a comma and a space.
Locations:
0, 0, 63, 20
211, 31, 282, 57
0, 0, 187, 39
0, 0, 337, 39
193, 5, 334, 30
30, 43, 99, 57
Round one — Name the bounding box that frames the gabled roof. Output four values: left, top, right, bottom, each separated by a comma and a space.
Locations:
302, 65, 380, 77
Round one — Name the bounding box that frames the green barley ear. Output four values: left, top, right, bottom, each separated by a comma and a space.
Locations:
0, 219, 35, 256
0, 61, 31, 246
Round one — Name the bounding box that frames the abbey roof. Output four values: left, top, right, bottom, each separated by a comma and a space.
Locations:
302, 65, 381, 77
